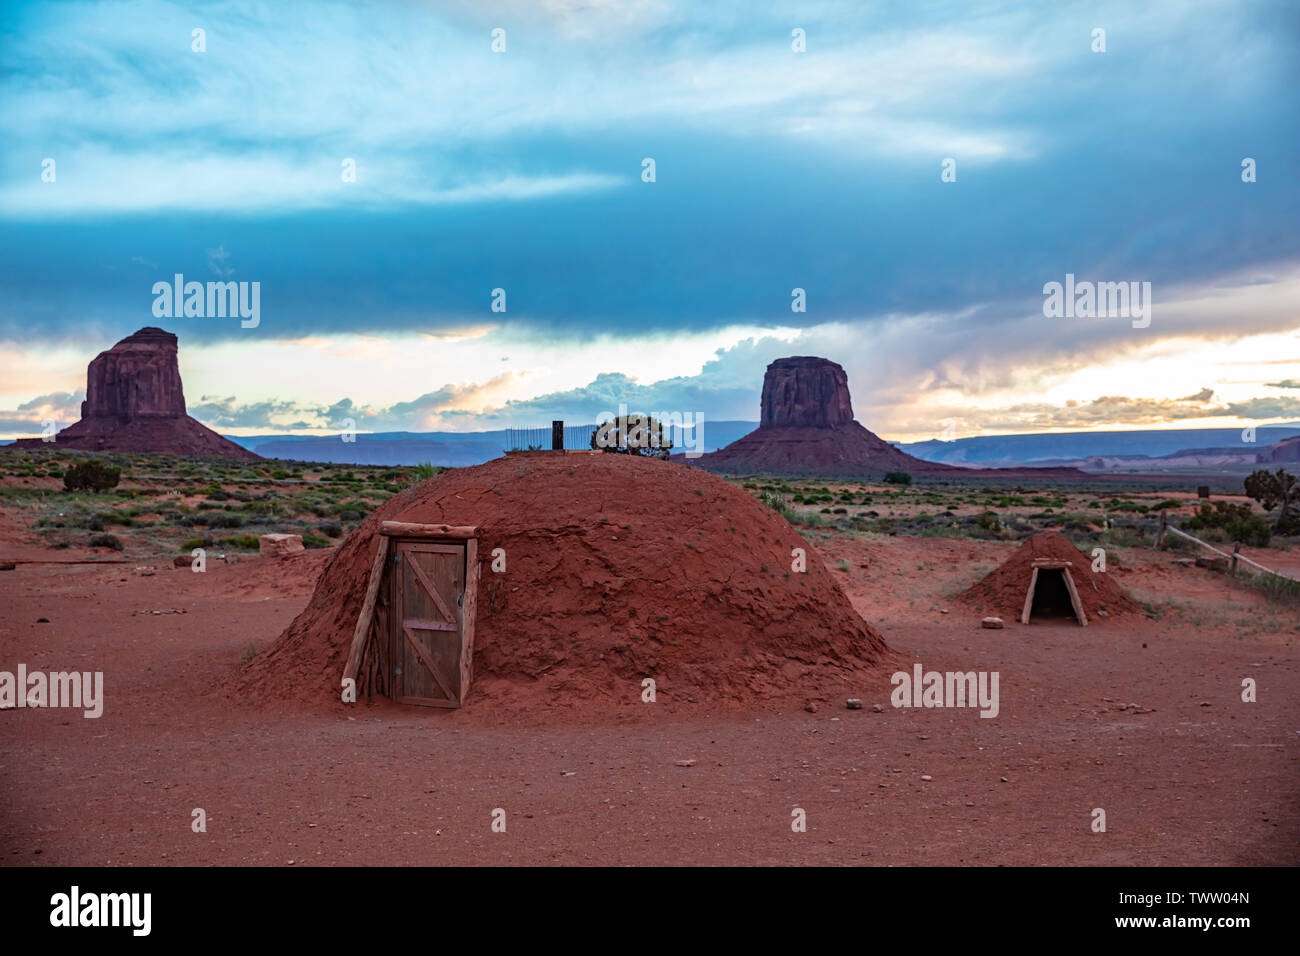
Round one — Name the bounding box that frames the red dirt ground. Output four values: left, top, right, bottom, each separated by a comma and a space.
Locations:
2, 496, 1296, 865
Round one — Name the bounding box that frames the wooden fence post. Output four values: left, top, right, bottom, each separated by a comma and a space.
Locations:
1155, 509, 1167, 548
1231, 542, 1240, 575
552, 420, 565, 451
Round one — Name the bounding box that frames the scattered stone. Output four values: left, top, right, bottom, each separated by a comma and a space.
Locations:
939, 608, 949, 614
1000, 776, 1008, 783
36, 618, 49, 624
173, 555, 192, 568
920, 775, 933, 782
871, 703, 883, 713
805, 701, 818, 714
1199, 701, 1211, 707
846, 698, 863, 710
0, 562, 15, 571
674, 759, 697, 768
981, 616, 1004, 629
259, 533, 304, 558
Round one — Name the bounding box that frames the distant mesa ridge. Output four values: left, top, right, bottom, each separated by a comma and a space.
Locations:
7, 327, 258, 459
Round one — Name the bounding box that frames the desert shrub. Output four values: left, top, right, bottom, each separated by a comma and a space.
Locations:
221, 534, 261, 550
317, 521, 344, 538
205, 513, 244, 529
1153, 499, 1184, 511
1244, 468, 1299, 533
301, 533, 332, 549
64, 460, 122, 492
88, 532, 123, 550
591, 415, 673, 459
883, 472, 912, 486
412, 462, 439, 480
181, 535, 216, 550
1185, 501, 1271, 546
975, 511, 1001, 532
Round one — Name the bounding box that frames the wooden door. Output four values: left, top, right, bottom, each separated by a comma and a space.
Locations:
390, 540, 469, 707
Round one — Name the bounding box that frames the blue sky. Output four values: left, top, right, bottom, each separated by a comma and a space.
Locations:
1, 0, 1298, 439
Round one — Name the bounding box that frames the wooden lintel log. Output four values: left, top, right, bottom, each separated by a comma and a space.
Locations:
379, 521, 478, 539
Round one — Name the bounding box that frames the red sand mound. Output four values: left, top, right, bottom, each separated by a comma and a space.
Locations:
228, 453, 888, 710
958, 531, 1140, 622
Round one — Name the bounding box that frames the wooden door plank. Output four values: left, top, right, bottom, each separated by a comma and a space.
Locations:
461, 538, 478, 702
343, 535, 390, 687
396, 695, 459, 710
404, 618, 457, 632
406, 554, 455, 623
391, 544, 404, 698
402, 625, 455, 702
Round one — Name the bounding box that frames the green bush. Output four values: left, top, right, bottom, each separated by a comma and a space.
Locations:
1185, 501, 1271, 547
301, 533, 332, 549
181, 535, 216, 550
221, 534, 261, 550
883, 471, 913, 486
88, 532, 123, 550
205, 513, 244, 529
64, 460, 122, 492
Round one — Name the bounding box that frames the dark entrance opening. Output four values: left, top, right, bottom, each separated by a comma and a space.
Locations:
1029, 568, 1075, 620
1021, 560, 1088, 626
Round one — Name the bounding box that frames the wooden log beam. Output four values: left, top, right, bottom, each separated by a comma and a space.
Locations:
343, 535, 390, 688
379, 521, 478, 539
1061, 567, 1088, 627
1020, 567, 1039, 625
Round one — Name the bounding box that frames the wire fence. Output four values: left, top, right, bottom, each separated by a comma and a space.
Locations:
504, 424, 598, 451
1159, 520, 1298, 583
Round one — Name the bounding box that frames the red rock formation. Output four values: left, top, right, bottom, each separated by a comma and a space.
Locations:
7, 327, 259, 459
761, 356, 854, 428
1257, 435, 1300, 463
696, 356, 1085, 479
81, 327, 188, 420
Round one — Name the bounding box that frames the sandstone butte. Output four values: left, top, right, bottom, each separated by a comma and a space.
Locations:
6, 327, 259, 460
694, 356, 1086, 480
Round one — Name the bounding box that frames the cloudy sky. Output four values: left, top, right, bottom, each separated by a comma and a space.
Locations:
2, 0, 1298, 441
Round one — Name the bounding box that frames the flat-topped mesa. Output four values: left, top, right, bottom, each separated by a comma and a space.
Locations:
82, 327, 186, 421
760, 356, 854, 429
5, 327, 259, 460
694, 354, 1089, 479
